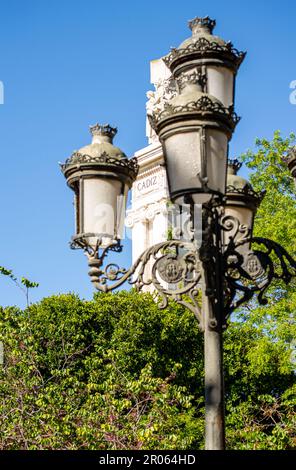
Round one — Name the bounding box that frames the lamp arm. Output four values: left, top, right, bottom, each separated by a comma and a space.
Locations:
87, 239, 204, 330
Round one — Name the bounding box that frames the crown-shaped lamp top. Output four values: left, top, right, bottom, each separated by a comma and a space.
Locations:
227, 159, 243, 175
90, 123, 117, 144
188, 16, 216, 36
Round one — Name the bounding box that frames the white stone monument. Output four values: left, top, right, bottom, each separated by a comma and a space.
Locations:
126, 58, 177, 271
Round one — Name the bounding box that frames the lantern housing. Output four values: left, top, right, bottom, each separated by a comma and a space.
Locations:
149, 78, 240, 205
61, 124, 138, 251
163, 16, 246, 108
223, 159, 265, 250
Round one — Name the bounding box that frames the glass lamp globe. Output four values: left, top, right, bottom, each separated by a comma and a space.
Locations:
61, 124, 138, 251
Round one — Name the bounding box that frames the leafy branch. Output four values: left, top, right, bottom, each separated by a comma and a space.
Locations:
0, 266, 39, 306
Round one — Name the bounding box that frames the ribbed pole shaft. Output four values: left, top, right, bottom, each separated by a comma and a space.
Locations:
203, 293, 225, 450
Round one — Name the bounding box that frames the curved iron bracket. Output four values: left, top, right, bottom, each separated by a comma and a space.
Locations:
86, 240, 204, 330
223, 236, 296, 324
74, 211, 296, 333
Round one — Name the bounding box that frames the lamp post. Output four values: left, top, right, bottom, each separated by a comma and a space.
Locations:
61, 17, 296, 450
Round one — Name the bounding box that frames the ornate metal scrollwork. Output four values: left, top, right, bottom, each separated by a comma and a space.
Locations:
223, 236, 296, 325
187, 207, 295, 329
149, 96, 240, 131
225, 185, 266, 202
175, 69, 207, 92
74, 207, 296, 333
86, 240, 204, 329
60, 151, 139, 177
163, 37, 246, 69
220, 213, 251, 245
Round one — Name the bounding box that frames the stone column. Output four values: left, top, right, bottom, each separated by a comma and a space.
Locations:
152, 203, 168, 245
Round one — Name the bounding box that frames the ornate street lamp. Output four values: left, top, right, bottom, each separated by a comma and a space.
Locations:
61, 17, 296, 451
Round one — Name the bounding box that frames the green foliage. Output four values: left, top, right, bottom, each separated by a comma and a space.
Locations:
0, 292, 204, 450
224, 327, 295, 450
225, 130, 296, 450
166, 226, 173, 241
239, 131, 296, 373
0, 266, 39, 305
240, 130, 296, 252
0, 266, 17, 281
21, 278, 39, 289
0, 289, 295, 450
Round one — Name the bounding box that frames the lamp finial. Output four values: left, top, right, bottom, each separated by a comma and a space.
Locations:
188, 16, 216, 35
90, 124, 117, 142
228, 159, 242, 175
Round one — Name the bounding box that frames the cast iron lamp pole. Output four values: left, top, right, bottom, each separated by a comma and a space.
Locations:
203, 265, 225, 449
61, 17, 296, 451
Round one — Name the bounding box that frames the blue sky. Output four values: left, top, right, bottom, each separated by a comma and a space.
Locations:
0, 0, 295, 307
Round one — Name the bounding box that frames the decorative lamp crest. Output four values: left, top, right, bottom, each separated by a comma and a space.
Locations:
227, 159, 243, 175
188, 16, 216, 34
150, 95, 240, 134
89, 123, 118, 141
226, 158, 265, 205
